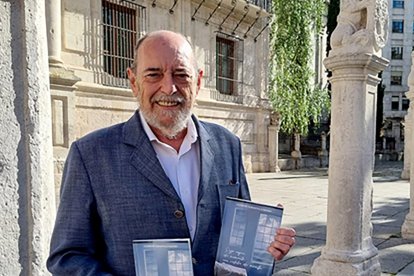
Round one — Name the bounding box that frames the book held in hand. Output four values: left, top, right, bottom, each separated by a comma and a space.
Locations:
215, 197, 284, 276
133, 238, 194, 276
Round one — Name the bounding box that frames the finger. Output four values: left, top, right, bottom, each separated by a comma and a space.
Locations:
277, 227, 296, 237
267, 246, 284, 260
275, 234, 296, 247
267, 242, 291, 260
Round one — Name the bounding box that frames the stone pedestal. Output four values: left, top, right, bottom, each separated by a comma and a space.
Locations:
311, 53, 388, 276
50, 72, 80, 205
0, 0, 56, 274
402, 51, 414, 239
268, 112, 281, 172
46, 0, 81, 202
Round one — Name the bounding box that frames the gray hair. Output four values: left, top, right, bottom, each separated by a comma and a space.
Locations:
129, 30, 199, 74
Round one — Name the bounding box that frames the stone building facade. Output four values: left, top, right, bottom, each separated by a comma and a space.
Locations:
50, 0, 276, 195
381, 0, 414, 157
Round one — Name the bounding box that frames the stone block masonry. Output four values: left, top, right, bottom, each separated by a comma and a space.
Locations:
0, 0, 56, 275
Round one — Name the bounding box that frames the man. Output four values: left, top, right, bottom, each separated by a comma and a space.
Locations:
47, 30, 295, 275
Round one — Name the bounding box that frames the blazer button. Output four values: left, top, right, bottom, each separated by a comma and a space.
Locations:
174, 210, 184, 218
192, 257, 197, 264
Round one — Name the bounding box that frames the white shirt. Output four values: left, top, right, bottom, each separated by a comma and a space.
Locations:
139, 112, 200, 240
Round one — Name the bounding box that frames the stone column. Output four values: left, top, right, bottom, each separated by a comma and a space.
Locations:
291, 133, 302, 169
318, 131, 329, 167
402, 51, 414, 239
45, 0, 63, 66
311, 0, 389, 275
401, 110, 411, 179
0, 0, 56, 275
392, 121, 402, 153
268, 112, 281, 172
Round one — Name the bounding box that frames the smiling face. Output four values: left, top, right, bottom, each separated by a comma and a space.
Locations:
127, 31, 203, 139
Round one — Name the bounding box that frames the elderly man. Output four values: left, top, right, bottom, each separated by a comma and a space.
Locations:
47, 30, 295, 275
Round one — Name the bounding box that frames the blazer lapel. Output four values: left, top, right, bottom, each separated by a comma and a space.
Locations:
122, 111, 179, 200
193, 116, 214, 201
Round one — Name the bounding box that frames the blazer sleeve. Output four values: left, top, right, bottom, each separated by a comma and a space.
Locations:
47, 142, 112, 276
237, 138, 251, 201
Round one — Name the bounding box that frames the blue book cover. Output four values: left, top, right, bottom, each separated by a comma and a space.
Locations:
133, 238, 194, 276
215, 197, 284, 276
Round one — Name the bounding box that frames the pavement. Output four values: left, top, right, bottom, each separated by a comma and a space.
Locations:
246, 160, 414, 275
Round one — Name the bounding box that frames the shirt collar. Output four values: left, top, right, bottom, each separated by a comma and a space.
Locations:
139, 110, 198, 145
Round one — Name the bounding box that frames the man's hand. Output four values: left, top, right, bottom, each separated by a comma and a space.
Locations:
267, 227, 296, 261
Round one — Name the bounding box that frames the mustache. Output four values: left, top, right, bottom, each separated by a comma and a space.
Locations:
150, 93, 186, 104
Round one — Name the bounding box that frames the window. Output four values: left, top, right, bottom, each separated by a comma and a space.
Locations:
216, 37, 235, 95
229, 208, 247, 247
391, 47, 403, 59
393, 0, 404, 8
392, 96, 400, 111
391, 71, 403, 85
216, 36, 243, 97
101, 0, 146, 87
251, 214, 280, 265
168, 250, 192, 275
402, 96, 410, 110
392, 20, 404, 33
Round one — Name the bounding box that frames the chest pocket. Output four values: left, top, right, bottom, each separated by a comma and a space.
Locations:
217, 180, 240, 216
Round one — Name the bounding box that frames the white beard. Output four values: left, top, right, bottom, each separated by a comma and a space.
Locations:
138, 93, 192, 139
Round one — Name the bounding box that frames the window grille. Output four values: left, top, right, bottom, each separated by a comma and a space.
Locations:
392, 20, 404, 33
392, 0, 404, 9
101, 0, 146, 88
391, 71, 403, 86
229, 208, 247, 247
246, 0, 272, 12
391, 96, 400, 110
215, 35, 243, 102
251, 214, 280, 265
391, 46, 403, 59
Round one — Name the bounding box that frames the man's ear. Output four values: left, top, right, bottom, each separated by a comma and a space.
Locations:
196, 69, 203, 95
127, 67, 139, 97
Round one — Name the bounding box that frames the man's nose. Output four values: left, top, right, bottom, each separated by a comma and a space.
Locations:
160, 74, 177, 95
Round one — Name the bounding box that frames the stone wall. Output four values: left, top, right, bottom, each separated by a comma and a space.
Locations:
0, 0, 55, 274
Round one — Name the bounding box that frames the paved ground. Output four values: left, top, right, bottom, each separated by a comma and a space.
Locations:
246, 161, 414, 275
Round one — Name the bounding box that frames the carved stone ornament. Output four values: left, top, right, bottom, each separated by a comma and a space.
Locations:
270, 111, 281, 127
329, 0, 388, 55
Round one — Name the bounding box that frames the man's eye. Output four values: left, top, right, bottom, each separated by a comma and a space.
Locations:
174, 74, 192, 82
145, 73, 162, 79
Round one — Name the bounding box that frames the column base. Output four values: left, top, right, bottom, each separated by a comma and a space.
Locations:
273, 165, 281, 173
49, 65, 81, 86
401, 169, 410, 180
311, 249, 381, 276
402, 213, 414, 240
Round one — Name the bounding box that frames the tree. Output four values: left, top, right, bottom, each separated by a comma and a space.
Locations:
268, 0, 330, 136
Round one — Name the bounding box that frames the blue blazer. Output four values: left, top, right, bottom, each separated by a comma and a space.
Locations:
47, 111, 250, 275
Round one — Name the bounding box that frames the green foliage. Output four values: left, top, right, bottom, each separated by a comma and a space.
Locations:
268, 0, 330, 135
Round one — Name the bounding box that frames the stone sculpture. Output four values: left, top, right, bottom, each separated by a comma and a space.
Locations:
330, 0, 388, 55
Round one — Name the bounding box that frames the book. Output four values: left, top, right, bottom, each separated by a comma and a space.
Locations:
215, 197, 284, 276
133, 238, 194, 276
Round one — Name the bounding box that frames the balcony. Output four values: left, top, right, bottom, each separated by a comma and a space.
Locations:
246, 0, 271, 13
